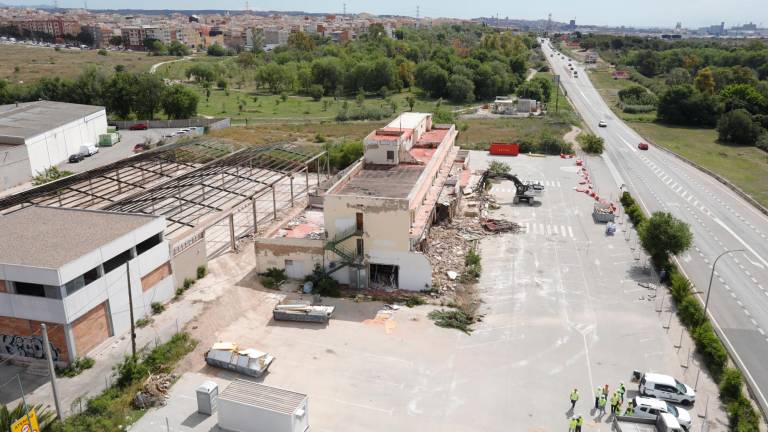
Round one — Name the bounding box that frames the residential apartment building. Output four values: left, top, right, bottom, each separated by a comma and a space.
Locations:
255, 113, 462, 291
5, 16, 80, 38
263, 27, 289, 45
0, 207, 174, 365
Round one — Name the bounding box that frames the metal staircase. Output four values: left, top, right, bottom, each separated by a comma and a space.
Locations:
324, 226, 364, 275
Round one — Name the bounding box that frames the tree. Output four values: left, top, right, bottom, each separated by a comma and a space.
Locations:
109, 35, 123, 47
308, 84, 324, 101
132, 73, 165, 119
143, 39, 167, 56
657, 85, 720, 126
207, 43, 230, 56
516, 81, 544, 102
717, 109, 762, 144
259, 63, 293, 94
105, 71, 136, 119
311, 57, 344, 95
720, 84, 768, 114
414, 61, 449, 98
287, 32, 315, 52
161, 84, 199, 119
406, 94, 416, 111
665, 68, 692, 86
236, 52, 257, 68
168, 41, 190, 56
367, 23, 387, 40
75, 29, 95, 47
577, 133, 605, 154
635, 49, 661, 77
638, 212, 693, 265
446, 74, 475, 103
187, 64, 216, 83
694, 67, 716, 95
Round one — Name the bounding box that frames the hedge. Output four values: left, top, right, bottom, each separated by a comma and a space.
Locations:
620, 191, 760, 430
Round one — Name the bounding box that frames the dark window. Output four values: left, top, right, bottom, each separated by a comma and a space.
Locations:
14, 282, 45, 297
356, 213, 364, 231
103, 249, 133, 274
386, 150, 395, 161
356, 238, 364, 256
83, 266, 101, 285
136, 233, 163, 255
65, 266, 102, 296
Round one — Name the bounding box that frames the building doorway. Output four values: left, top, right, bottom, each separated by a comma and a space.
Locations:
369, 264, 399, 289
356, 212, 364, 231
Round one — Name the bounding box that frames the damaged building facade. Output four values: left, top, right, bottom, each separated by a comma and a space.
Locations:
255, 113, 467, 291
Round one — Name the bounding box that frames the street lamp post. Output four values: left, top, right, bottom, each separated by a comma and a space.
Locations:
704, 249, 745, 317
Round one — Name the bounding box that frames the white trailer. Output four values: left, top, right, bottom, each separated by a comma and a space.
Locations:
218, 380, 309, 432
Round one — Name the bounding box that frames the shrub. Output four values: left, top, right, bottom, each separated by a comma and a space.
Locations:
428, 309, 475, 334
727, 397, 760, 431
620, 191, 635, 208
487, 161, 511, 177
136, 317, 153, 328
308, 84, 324, 101
669, 271, 692, 303
678, 296, 705, 328
175, 287, 184, 297
115, 355, 148, 388
196, 265, 207, 279
97, 49, 108, 56
720, 368, 744, 403
305, 264, 341, 297
577, 133, 605, 154
183, 277, 194, 289
405, 296, 426, 308
56, 356, 95, 377
462, 249, 482, 282
150, 302, 165, 315
692, 322, 728, 380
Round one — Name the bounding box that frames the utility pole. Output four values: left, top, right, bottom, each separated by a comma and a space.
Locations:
126, 260, 137, 359
41, 324, 62, 420
416, 6, 420, 21
342, 3, 346, 16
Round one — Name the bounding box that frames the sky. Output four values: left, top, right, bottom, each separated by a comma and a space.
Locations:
7, 0, 768, 29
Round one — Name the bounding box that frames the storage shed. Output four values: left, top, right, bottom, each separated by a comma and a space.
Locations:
218, 380, 308, 432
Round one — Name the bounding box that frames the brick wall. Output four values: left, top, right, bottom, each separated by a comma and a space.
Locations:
72, 302, 110, 358
0, 316, 69, 362
141, 262, 172, 292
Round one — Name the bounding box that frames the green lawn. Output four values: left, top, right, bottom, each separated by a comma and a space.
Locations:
586, 65, 656, 122
629, 123, 768, 207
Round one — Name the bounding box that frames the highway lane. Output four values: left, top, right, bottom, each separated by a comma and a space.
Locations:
540, 39, 768, 413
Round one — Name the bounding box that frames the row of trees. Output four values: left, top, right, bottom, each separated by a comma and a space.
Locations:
0, 67, 199, 120
182, 24, 536, 104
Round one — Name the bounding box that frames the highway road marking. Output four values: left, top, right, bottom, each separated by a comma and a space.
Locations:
712, 216, 768, 269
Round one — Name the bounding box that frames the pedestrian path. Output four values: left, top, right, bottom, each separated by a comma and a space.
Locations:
522, 222, 575, 239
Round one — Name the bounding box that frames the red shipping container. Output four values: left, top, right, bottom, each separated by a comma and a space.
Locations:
489, 143, 519, 156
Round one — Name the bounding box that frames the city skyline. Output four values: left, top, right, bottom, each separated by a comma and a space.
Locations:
3, 0, 768, 29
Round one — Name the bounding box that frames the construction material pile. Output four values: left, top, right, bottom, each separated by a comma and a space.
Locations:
481, 218, 522, 233
132, 373, 175, 409
425, 216, 487, 294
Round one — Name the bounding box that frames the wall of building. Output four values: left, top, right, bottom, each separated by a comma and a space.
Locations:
363, 140, 399, 165
0, 315, 69, 362
0, 145, 33, 191
171, 237, 207, 288
324, 195, 412, 254
368, 250, 432, 291
254, 238, 325, 280
71, 301, 109, 358
24, 109, 107, 177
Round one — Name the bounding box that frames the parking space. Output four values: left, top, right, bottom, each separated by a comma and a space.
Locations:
127, 152, 725, 432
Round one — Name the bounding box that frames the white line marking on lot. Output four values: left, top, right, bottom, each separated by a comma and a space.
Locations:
760, 328, 766, 336
335, 399, 393, 415
752, 318, 759, 326
568, 226, 574, 238
560, 225, 566, 237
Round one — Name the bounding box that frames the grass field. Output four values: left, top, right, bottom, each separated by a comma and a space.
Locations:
0, 44, 176, 82
534, 70, 578, 119
586, 65, 656, 123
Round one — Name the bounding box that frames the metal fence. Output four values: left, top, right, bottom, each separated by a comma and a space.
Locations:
110, 118, 230, 130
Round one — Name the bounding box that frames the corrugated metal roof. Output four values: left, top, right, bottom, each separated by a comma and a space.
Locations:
220, 380, 306, 415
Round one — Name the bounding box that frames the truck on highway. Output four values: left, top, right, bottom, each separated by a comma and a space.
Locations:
613, 413, 684, 432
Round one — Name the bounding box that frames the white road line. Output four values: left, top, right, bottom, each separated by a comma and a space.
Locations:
568, 226, 574, 238
560, 225, 567, 237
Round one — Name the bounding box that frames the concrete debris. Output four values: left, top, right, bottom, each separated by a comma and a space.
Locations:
447, 271, 458, 280
481, 218, 522, 233
132, 373, 175, 409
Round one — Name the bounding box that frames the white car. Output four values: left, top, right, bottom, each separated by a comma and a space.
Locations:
632, 396, 692, 430
598, 120, 607, 127
639, 372, 696, 405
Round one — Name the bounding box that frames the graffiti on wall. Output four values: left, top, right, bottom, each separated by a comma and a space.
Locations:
0, 334, 60, 361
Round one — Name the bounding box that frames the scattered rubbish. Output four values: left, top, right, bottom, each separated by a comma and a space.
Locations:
481, 218, 522, 233
384, 304, 402, 310
447, 271, 458, 280
132, 373, 175, 409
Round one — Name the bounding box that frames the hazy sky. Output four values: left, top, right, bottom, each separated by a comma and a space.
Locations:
10, 0, 768, 28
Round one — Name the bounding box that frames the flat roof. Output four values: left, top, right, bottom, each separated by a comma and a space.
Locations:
0, 206, 160, 269
335, 164, 424, 199
220, 380, 306, 415
385, 112, 429, 130
0, 101, 105, 143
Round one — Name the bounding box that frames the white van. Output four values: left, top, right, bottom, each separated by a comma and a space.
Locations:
79, 144, 99, 156
639, 373, 696, 405
632, 396, 692, 430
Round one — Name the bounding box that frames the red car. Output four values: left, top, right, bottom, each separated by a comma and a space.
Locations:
129, 123, 148, 130
133, 143, 149, 153
638, 142, 649, 150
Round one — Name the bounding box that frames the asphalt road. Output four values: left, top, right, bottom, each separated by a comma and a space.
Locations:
541, 39, 768, 414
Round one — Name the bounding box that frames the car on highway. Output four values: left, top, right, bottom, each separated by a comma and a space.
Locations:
631, 396, 693, 431
68, 153, 85, 163
639, 372, 695, 405
129, 123, 148, 130
638, 142, 650, 150
598, 120, 607, 127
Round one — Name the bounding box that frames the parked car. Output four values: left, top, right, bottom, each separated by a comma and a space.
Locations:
639, 372, 696, 405
133, 143, 149, 153
631, 396, 693, 431
68, 153, 85, 163
598, 120, 607, 127
638, 142, 650, 150
79, 144, 99, 156
163, 131, 179, 138
129, 123, 148, 130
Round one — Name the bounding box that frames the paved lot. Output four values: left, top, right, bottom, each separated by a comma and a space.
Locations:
128, 152, 726, 432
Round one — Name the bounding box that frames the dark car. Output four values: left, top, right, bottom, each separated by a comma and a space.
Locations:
129, 123, 148, 130
68, 153, 85, 163
638, 142, 650, 150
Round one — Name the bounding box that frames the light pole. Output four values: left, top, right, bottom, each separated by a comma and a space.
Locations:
704, 249, 745, 317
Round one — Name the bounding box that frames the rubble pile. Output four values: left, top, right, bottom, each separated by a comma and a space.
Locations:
481, 218, 522, 233
132, 373, 175, 409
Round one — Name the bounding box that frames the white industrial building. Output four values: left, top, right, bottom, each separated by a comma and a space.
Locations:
0, 101, 108, 191
0, 206, 174, 364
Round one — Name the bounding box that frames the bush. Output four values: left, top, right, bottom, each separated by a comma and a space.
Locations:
717, 108, 762, 145
115, 355, 148, 388
638, 212, 693, 266
720, 368, 744, 403
150, 302, 165, 315
135, 317, 153, 328
538, 133, 572, 155
175, 287, 184, 297
487, 160, 511, 177
577, 133, 605, 154
196, 265, 207, 279
405, 296, 426, 308
56, 356, 95, 377
183, 277, 194, 289
625, 203, 645, 225
260, 267, 287, 289
678, 296, 705, 328
428, 309, 475, 334
620, 191, 635, 208
727, 397, 760, 431
305, 264, 341, 297
308, 84, 324, 101
669, 271, 692, 303
621, 104, 656, 114
461, 249, 482, 282
692, 322, 728, 380
97, 49, 108, 56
